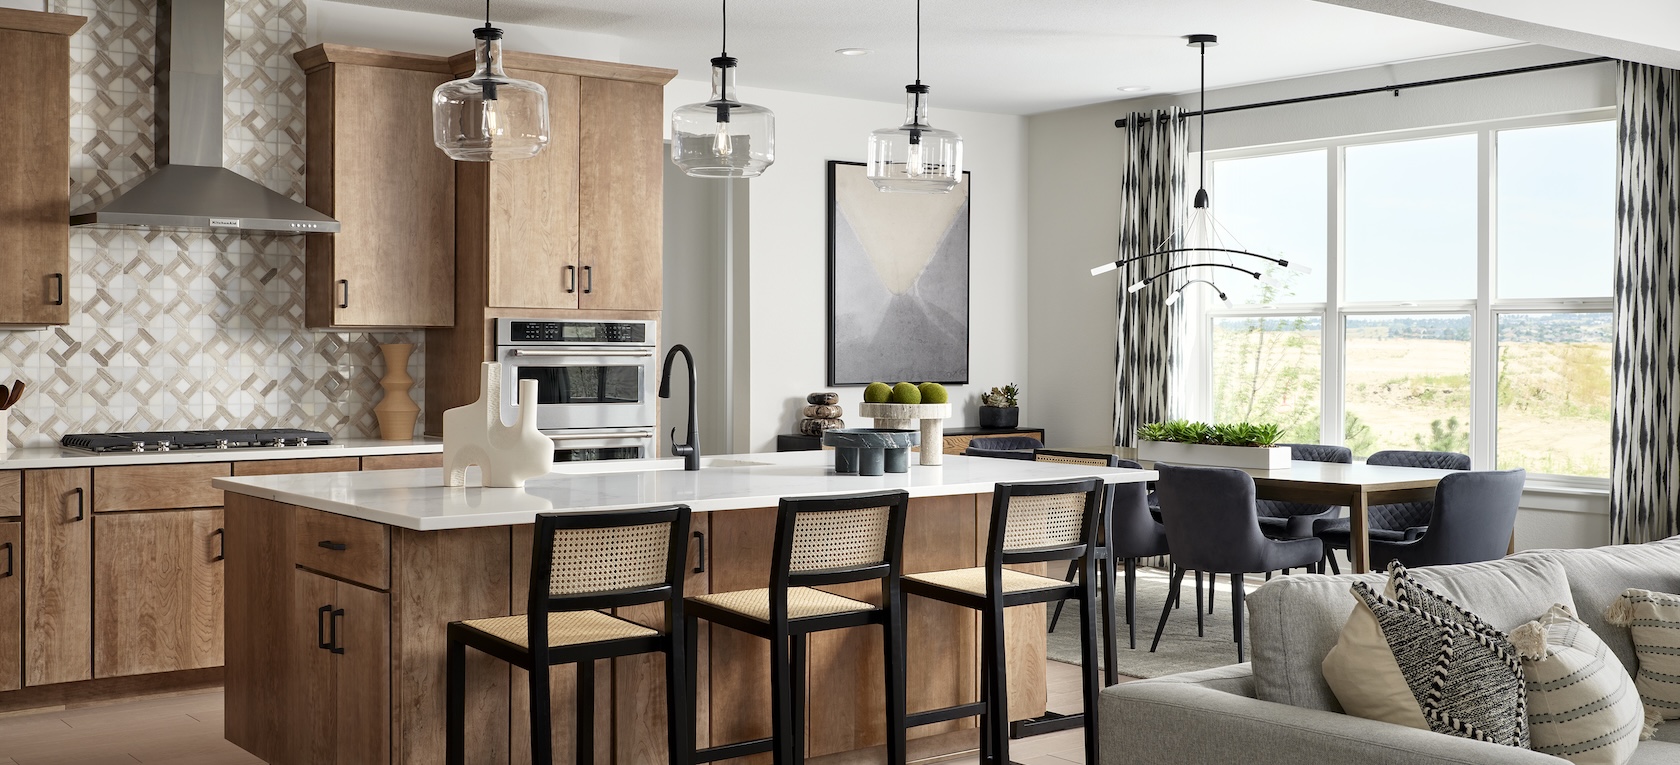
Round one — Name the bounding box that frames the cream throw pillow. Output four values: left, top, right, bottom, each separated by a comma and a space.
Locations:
1606, 588, 1680, 730
1514, 604, 1646, 765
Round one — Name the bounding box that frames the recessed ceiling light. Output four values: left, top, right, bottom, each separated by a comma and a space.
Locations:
1116, 86, 1150, 92
835, 48, 872, 56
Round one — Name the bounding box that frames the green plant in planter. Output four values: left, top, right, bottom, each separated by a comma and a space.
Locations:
981, 383, 1020, 408
1136, 419, 1284, 448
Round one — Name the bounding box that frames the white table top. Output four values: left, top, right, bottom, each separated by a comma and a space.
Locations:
1065, 445, 1463, 490
213, 451, 1157, 531
0, 437, 442, 470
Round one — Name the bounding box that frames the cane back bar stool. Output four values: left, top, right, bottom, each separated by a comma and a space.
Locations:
1035, 450, 1121, 685
902, 477, 1107, 765
447, 504, 693, 765
685, 490, 910, 765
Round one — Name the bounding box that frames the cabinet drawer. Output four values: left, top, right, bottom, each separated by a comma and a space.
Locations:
0, 470, 17, 518
294, 508, 389, 590
360, 453, 443, 471
234, 457, 361, 476
94, 463, 230, 512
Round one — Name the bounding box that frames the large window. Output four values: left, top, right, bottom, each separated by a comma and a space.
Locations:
1202, 113, 1616, 481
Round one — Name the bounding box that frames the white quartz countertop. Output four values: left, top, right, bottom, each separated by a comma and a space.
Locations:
0, 437, 442, 470
213, 451, 1157, 531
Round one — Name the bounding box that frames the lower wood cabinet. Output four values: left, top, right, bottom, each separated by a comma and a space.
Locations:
24, 468, 91, 686
93, 509, 225, 678
0, 520, 19, 692
293, 567, 390, 764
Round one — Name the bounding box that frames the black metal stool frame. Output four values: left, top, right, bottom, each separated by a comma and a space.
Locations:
685, 489, 910, 765
446, 504, 693, 765
902, 477, 1106, 765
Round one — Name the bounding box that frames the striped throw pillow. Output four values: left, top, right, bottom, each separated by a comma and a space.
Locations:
1606, 588, 1680, 729
1514, 604, 1645, 765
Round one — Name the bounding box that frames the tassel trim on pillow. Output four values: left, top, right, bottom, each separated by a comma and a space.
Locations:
1605, 591, 1637, 627
1509, 619, 1550, 661
1644, 708, 1662, 741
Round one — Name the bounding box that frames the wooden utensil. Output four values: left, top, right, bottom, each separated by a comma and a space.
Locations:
3, 381, 22, 409
0, 385, 8, 410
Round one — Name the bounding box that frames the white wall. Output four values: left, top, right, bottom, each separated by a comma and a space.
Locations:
664, 80, 1030, 452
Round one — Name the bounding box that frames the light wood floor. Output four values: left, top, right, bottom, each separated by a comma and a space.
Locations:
0, 660, 1120, 765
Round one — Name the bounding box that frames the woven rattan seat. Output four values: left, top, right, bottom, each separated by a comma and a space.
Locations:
1035, 453, 1110, 467
460, 610, 658, 649
690, 586, 875, 622
904, 567, 1070, 596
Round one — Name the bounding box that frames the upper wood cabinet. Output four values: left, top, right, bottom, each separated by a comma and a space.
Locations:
578, 77, 665, 312
0, 10, 84, 326
295, 45, 456, 329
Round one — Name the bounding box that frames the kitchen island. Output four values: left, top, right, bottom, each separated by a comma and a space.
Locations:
215, 451, 1153, 765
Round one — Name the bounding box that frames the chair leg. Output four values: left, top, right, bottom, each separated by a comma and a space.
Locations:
446, 636, 466, 765
1265, 570, 1273, 581
1099, 552, 1118, 686
1172, 563, 1182, 609
685, 615, 702, 760
881, 592, 908, 765
1124, 558, 1138, 650
1208, 572, 1217, 615
1149, 566, 1185, 653
577, 660, 596, 765
1327, 551, 1341, 575
1194, 570, 1205, 637
1078, 562, 1103, 763
666, 622, 691, 765
984, 601, 1011, 765
791, 634, 807, 765
1233, 575, 1248, 663
1047, 559, 1078, 632
978, 616, 994, 764
771, 626, 794, 765
529, 657, 553, 765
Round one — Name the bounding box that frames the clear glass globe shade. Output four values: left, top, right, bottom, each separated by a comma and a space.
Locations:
671, 62, 775, 178
866, 87, 962, 193
433, 34, 550, 162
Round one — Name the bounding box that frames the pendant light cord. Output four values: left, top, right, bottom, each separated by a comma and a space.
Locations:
484, 0, 490, 28
1198, 39, 1207, 196
916, 0, 922, 84
721, 0, 727, 57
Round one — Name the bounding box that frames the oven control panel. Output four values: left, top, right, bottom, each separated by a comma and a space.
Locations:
501, 320, 651, 345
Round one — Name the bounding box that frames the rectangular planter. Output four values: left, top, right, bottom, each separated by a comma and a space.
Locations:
1136, 440, 1291, 470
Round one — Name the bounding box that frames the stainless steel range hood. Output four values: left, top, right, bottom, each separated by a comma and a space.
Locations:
68, 0, 339, 233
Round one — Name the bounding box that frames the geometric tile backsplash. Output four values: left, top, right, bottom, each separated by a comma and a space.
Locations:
2, 0, 423, 449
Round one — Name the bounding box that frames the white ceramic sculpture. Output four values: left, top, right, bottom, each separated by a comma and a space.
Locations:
443, 362, 552, 488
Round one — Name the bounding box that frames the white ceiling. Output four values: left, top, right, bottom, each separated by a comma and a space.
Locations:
334, 0, 1520, 115
1313, 0, 1680, 69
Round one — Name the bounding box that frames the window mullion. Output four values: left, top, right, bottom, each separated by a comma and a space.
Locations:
1324, 145, 1345, 447
1472, 129, 1498, 470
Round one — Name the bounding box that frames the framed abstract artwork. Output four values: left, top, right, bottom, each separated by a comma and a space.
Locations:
826, 160, 971, 386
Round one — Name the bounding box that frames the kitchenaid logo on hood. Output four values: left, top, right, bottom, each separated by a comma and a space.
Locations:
209, 219, 240, 228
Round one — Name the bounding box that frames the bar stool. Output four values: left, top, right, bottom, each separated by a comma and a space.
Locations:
446, 504, 693, 765
903, 477, 1107, 765
1036, 450, 1121, 684
685, 490, 910, 765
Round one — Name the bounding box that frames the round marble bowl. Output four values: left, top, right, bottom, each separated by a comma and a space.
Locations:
821, 428, 922, 476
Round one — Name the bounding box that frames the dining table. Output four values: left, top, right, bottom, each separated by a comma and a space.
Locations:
1064, 446, 1469, 574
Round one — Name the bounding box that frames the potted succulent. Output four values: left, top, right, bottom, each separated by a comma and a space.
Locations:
1135, 419, 1291, 470
979, 383, 1020, 429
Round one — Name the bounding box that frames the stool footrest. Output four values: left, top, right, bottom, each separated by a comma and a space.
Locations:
695, 737, 775, 763
905, 701, 987, 728
1009, 710, 1083, 739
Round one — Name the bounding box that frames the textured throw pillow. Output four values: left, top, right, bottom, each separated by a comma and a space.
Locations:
1323, 562, 1529, 748
1512, 604, 1646, 765
1606, 588, 1680, 731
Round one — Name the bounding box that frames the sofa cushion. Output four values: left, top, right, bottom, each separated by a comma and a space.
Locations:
1605, 588, 1680, 725
1515, 541, 1680, 675
1249, 555, 1574, 712
1517, 604, 1645, 765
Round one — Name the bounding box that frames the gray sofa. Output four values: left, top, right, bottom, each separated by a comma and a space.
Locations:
1099, 537, 1680, 764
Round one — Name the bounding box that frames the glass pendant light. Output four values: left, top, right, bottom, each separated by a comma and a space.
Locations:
671, 0, 775, 178
432, 0, 550, 162
867, 0, 962, 193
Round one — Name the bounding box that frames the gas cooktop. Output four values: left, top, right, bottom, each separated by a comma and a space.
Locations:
60, 429, 334, 453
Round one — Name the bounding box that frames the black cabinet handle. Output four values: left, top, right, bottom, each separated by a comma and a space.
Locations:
692, 531, 706, 574
330, 608, 345, 654
318, 540, 347, 551
565, 265, 577, 294
583, 265, 593, 294
49, 273, 64, 306
212, 527, 225, 562
1, 542, 11, 577
71, 487, 84, 522
317, 604, 332, 649
337, 279, 349, 309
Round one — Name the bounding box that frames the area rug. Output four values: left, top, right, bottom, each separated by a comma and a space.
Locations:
1045, 566, 1264, 679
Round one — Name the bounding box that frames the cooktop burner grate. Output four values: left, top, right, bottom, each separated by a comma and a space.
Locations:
60, 429, 334, 453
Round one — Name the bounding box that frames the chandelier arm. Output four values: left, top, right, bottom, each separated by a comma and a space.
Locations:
1139, 262, 1260, 287
1098, 247, 1286, 272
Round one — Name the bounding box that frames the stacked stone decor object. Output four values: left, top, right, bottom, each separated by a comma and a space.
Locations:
798, 391, 845, 436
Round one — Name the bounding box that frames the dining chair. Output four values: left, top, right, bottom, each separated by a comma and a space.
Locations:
1313, 449, 1471, 573
966, 436, 1045, 452
1148, 464, 1323, 662
1255, 443, 1351, 540
1368, 469, 1526, 569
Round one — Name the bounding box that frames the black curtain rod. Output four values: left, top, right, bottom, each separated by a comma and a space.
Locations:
1113, 56, 1612, 129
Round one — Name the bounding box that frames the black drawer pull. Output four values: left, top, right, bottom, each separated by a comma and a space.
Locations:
692, 531, 706, 574
50, 272, 64, 306
583, 265, 593, 294
211, 527, 225, 562
566, 264, 577, 294
337, 279, 349, 308
317, 604, 332, 650
1, 542, 11, 577
71, 487, 84, 522
318, 540, 347, 551
330, 608, 345, 654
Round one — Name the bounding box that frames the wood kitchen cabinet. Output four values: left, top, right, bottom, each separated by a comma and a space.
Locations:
296, 44, 456, 329
0, 520, 20, 693
92, 509, 225, 678
578, 77, 665, 312
24, 468, 91, 686
292, 567, 390, 765
0, 10, 84, 326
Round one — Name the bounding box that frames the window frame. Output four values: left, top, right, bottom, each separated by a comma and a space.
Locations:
1197, 108, 1616, 487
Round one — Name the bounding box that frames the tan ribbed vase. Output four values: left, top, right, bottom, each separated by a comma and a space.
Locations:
374, 343, 420, 440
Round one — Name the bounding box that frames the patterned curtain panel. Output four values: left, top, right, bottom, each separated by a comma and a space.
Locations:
1611, 62, 1680, 544
1113, 109, 1187, 447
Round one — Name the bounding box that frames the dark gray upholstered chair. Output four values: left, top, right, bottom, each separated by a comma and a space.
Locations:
963, 447, 1037, 460
1313, 449, 1471, 573
1149, 463, 1323, 662
966, 436, 1045, 452
1368, 468, 1526, 570
1256, 443, 1351, 539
